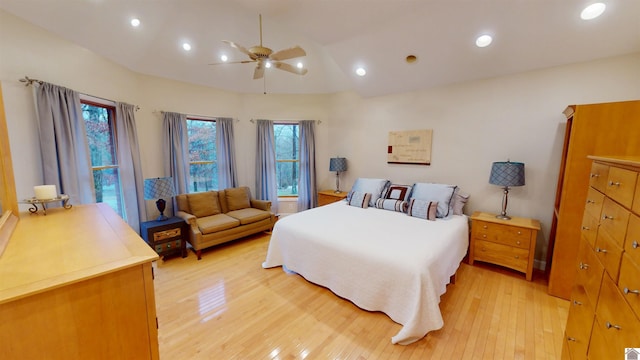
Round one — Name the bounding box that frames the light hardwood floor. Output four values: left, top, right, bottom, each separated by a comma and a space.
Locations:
153, 233, 569, 359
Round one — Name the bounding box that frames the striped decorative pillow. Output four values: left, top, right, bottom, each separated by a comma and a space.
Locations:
375, 198, 408, 213
407, 199, 438, 221
348, 191, 372, 208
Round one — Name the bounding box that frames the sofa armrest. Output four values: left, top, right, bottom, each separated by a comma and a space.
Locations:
250, 199, 272, 212
175, 210, 199, 230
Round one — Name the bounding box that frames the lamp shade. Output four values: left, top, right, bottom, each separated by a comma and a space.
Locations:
144, 177, 175, 200
329, 157, 347, 172
489, 161, 525, 187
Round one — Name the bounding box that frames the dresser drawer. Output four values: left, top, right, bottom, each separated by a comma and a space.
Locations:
594, 274, 640, 351
584, 186, 605, 219
634, 175, 640, 214
154, 239, 182, 254
153, 227, 181, 242
618, 254, 640, 319
625, 213, 640, 265
605, 166, 638, 209
564, 285, 595, 360
589, 162, 610, 193
575, 239, 605, 308
594, 229, 624, 282
474, 239, 529, 272
473, 221, 532, 249
581, 213, 600, 249
599, 197, 630, 245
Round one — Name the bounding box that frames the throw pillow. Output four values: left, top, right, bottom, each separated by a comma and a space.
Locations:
407, 198, 438, 221
348, 191, 371, 208
226, 187, 251, 211
187, 191, 221, 218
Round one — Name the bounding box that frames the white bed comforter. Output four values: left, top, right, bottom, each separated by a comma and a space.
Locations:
262, 201, 469, 345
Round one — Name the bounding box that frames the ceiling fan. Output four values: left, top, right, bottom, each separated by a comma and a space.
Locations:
210, 14, 308, 80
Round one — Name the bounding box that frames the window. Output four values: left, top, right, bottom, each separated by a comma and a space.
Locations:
81, 102, 124, 216
187, 118, 217, 192
274, 123, 299, 196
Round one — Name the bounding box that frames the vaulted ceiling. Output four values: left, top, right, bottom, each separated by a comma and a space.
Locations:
1, 0, 639, 97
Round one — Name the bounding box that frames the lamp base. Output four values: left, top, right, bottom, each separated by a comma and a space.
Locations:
156, 214, 169, 221
155, 198, 169, 221
495, 214, 512, 220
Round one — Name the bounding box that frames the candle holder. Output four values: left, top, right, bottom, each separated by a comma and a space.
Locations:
21, 194, 72, 215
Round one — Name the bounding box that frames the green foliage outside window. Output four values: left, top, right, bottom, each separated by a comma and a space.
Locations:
187, 119, 218, 192
274, 124, 299, 196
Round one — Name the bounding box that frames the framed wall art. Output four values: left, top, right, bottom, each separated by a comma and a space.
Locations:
387, 129, 432, 165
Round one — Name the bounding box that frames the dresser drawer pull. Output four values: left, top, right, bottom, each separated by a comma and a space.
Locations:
586, 199, 595, 204
633, 241, 639, 249
567, 336, 576, 342
595, 247, 607, 254
572, 300, 582, 306
515, 255, 519, 259
605, 322, 621, 330
608, 181, 621, 187
590, 173, 599, 178
602, 214, 614, 220
516, 240, 521, 245
482, 234, 487, 238
517, 231, 522, 235
624, 288, 640, 295
579, 262, 589, 270
581, 226, 590, 230
482, 225, 488, 229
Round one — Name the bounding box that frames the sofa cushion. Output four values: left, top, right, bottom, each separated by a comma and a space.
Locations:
188, 191, 221, 218
225, 187, 251, 211
227, 208, 271, 225
196, 213, 239, 234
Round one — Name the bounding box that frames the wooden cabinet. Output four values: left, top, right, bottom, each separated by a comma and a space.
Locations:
0, 204, 160, 360
562, 156, 640, 359
317, 190, 348, 206
470, 211, 540, 281
548, 100, 640, 300
141, 216, 187, 258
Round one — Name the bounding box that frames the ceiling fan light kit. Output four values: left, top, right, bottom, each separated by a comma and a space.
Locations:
210, 14, 308, 80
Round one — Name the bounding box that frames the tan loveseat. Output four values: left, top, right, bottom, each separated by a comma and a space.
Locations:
175, 186, 276, 260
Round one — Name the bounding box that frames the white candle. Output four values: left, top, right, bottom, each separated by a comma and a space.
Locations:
34, 185, 57, 200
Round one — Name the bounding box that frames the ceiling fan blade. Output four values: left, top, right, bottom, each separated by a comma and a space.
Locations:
272, 61, 308, 76
269, 46, 306, 61
253, 61, 265, 79
222, 40, 257, 60
209, 60, 256, 65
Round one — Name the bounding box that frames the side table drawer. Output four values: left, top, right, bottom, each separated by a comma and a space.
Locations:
473, 221, 531, 249
154, 228, 181, 242
474, 239, 529, 273
155, 240, 182, 254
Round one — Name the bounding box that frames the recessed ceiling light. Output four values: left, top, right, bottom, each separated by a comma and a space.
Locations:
581, 3, 606, 20
475, 35, 493, 48
356, 67, 366, 76
296, 62, 303, 69
220, 54, 228, 62
130, 18, 140, 27
406, 55, 417, 63
182, 43, 192, 51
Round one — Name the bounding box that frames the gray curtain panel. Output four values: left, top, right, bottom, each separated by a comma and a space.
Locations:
162, 111, 190, 195
115, 102, 146, 230
216, 117, 238, 189
297, 120, 317, 210
34, 82, 95, 205
255, 119, 278, 214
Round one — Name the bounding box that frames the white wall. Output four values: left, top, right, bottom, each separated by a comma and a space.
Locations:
1, 9, 639, 268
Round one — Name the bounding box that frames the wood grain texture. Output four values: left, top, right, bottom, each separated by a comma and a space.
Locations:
154, 234, 569, 359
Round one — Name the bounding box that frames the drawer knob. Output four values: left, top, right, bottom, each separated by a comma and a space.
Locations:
515, 255, 519, 259
602, 214, 614, 221
633, 241, 639, 249
572, 300, 582, 306
595, 247, 608, 254
483, 225, 488, 229
623, 288, 640, 295
567, 336, 576, 342
608, 181, 621, 187
581, 226, 590, 230
586, 199, 595, 204
516, 241, 521, 245
590, 173, 599, 178
482, 234, 487, 238
517, 231, 522, 235
579, 262, 589, 270
605, 322, 621, 330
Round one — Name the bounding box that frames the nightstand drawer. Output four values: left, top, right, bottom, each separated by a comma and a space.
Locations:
474, 239, 529, 273
154, 228, 181, 242
473, 221, 532, 249
155, 240, 182, 254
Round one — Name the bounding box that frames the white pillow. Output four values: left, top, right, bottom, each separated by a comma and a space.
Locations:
410, 183, 457, 218
348, 178, 390, 207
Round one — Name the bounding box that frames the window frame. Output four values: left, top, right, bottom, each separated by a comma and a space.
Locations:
274, 122, 300, 198
186, 116, 218, 193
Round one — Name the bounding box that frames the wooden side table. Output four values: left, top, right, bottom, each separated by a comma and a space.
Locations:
470, 211, 540, 281
317, 190, 348, 206
140, 216, 187, 259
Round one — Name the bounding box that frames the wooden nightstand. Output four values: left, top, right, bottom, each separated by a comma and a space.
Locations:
470, 211, 540, 281
317, 190, 348, 206
140, 216, 187, 259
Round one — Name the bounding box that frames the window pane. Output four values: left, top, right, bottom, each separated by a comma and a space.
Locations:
277, 161, 299, 196
93, 167, 122, 215
189, 162, 218, 193
82, 104, 116, 166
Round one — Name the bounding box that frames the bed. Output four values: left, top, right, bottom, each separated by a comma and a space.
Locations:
262, 181, 469, 345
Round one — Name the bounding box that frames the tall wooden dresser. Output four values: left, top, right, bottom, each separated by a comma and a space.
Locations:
561, 156, 640, 360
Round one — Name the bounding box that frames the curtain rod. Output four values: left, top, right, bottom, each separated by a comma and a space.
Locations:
19, 76, 140, 111
249, 119, 322, 125
153, 110, 239, 122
